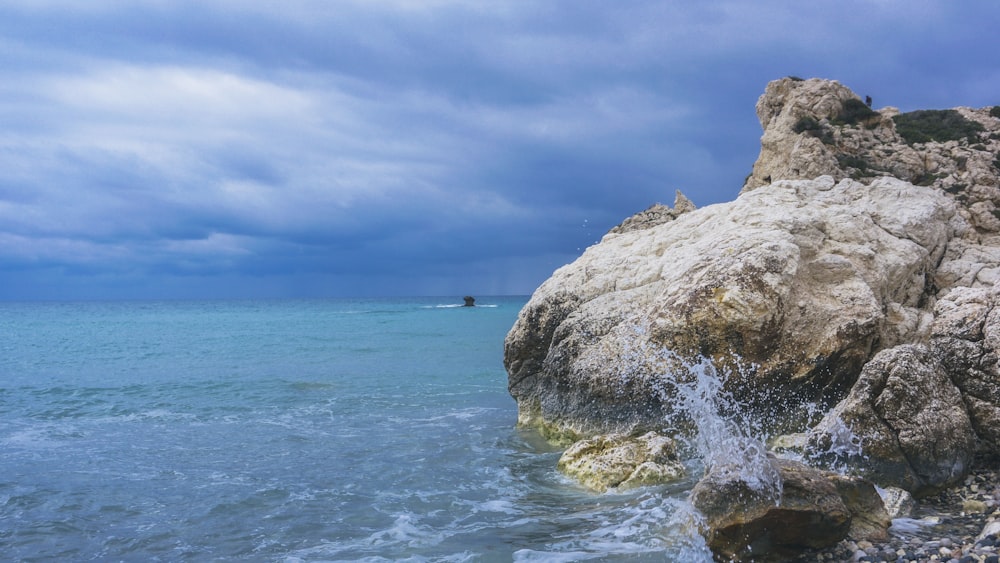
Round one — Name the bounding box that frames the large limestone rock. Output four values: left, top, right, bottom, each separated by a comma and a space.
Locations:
690, 456, 889, 562
505, 176, 957, 440
504, 75, 1000, 561
556, 431, 685, 492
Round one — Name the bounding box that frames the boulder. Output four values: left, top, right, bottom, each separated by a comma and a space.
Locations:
505, 176, 957, 440
806, 284, 1000, 496
556, 431, 685, 492
690, 456, 888, 562
807, 344, 976, 496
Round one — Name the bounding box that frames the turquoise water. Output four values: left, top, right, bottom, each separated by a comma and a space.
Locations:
0, 298, 707, 561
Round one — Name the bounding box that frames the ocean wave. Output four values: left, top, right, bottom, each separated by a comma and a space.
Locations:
421, 303, 500, 309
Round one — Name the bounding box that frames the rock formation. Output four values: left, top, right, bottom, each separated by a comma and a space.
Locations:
607, 190, 697, 235
504, 76, 1000, 560
741, 77, 1000, 201
505, 175, 959, 441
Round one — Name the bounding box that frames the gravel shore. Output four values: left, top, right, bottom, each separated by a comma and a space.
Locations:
795, 465, 1000, 563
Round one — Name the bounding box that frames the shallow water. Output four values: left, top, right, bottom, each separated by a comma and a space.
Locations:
0, 298, 712, 561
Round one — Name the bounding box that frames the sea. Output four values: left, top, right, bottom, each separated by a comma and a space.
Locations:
0, 297, 713, 562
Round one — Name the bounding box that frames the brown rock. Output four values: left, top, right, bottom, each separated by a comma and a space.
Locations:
690, 457, 887, 562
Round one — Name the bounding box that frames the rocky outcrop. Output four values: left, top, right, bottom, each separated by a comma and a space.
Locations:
607, 190, 696, 235
690, 457, 889, 562
556, 431, 685, 492
807, 283, 1000, 494
505, 175, 958, 441
741, 77, 1000, 205
504, 76, 1000, 561
931, 285, 1000, 453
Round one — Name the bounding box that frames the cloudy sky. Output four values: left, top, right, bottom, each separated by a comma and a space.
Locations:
1, 1, 998, 300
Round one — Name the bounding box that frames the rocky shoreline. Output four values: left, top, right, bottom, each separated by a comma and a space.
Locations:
503, 77, 1000, 561
800, 465, 1000, 563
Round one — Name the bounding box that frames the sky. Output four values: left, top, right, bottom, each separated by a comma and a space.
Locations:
1, 1, 999, 300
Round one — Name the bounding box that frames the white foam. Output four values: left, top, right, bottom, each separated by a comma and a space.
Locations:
475, 499, 521, 515
513, 549, 603, 562
890, 516, 939, 535
365, 513, 444, 549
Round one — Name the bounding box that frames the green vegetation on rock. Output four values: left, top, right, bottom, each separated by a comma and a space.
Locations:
892, 109, 985, 145
833, 98, 879, 127
793, 116, 820, 133
793, 116, 835, 144
836, 154, 871, 179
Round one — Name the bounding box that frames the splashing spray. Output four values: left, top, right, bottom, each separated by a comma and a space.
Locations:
671, 359, 783, 503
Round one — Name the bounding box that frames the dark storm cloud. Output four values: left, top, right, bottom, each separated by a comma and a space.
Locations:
1, 0, 999, 299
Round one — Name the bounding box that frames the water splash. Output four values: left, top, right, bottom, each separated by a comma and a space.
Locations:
586, 326, 785, 500
660, 500, 714, 561
804, 413, 865, 473
670, 359, 783, 503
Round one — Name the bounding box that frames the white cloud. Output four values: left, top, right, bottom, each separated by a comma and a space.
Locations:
44, 64, 314, 136
161, 232, 253, 256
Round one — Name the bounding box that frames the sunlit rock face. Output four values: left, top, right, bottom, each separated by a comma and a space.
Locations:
504, 175, 957, 441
